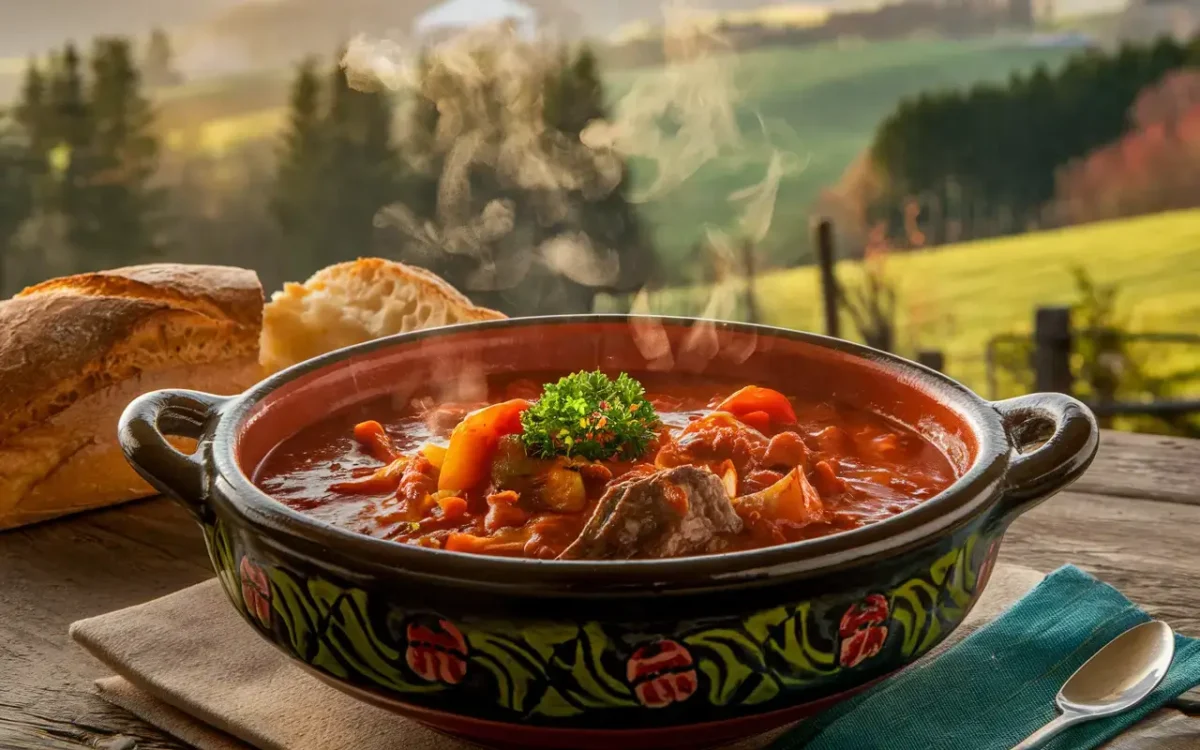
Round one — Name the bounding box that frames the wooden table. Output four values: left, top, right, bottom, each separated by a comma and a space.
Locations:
2, 429, 1199, 750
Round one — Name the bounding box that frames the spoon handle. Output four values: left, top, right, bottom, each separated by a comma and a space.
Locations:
1012, 712, 1086, 750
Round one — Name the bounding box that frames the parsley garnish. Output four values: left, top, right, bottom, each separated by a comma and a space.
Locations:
519, 370, 659, 461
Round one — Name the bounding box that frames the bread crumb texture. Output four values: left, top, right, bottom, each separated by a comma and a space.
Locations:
260, 257, 505, 375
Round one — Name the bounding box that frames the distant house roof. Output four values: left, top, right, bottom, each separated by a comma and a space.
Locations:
415, 0, 537, 33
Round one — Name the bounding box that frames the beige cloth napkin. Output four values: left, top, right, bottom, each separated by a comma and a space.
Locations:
68, 564, 1197, 750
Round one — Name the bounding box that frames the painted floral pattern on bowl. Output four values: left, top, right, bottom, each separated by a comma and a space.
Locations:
209, 515, 1000, 728
627, 640, 698, 708
239, 556, 271, 628
838, 595, 890, 668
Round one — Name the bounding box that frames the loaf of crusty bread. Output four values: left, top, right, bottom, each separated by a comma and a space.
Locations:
260, 257, 505, 375
0, 264, 264, 530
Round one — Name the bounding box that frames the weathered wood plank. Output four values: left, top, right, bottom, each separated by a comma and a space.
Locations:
0, 682, 186, 750
0, 498, 210, 750
1073, 430, 1200, 506
1003, 488, 1200, 635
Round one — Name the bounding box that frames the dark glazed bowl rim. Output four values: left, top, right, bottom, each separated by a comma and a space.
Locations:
210, 315, 1012, 592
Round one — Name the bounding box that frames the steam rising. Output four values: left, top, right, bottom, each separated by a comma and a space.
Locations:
541, 232, 621, 287
343, 1, 804, 369
580, 2, 743, 203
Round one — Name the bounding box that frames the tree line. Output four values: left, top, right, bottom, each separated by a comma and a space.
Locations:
0, 31, 649, 316
863, 35, 1200, 246
1, 38, 161, 287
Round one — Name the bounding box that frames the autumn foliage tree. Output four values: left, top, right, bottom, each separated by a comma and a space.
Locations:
865, 37, 1200, 246
1052, 69, 1200, 224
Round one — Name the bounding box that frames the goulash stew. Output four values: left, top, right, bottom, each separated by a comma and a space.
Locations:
256, 371, 956, 560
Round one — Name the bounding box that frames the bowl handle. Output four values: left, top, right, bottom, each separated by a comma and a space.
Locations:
118, 389, 231, 521
991, 393, 1099, 519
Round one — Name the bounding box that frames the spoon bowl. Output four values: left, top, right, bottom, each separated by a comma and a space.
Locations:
1014, 620, 1176, 749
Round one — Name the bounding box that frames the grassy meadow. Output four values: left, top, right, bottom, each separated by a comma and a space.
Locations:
602, 209, 1200, 397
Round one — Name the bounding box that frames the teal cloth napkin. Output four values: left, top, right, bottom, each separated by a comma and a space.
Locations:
774, 565, 1200, 750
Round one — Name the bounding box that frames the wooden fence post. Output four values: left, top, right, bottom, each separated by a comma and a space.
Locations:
1033, 305, 1073, 394
741, 238, 761, 324
814, 219, 840, 339
917, 350, 945, 372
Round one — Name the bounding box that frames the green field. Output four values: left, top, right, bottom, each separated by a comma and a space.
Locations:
602, 209, 1200, 397
148, 37, 1079, 266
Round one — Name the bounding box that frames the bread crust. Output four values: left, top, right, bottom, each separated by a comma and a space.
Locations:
0, 357, 262, 529
0, 265, 262, 445
18, 263, 263, 328
0, 264, 264, 528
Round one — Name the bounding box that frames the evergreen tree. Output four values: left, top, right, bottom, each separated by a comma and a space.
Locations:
46, 43, 93, 258
82, 38, 160, 264
143, 29, 183, 88
15, 60, 52, 158
0, 112, 36, 291
548, 46, 605, 135
324, 53, 399, 259
272, 58, 325, 276
551, 45, 654, 295
13, 59, 52, 215
272, 54, 401, 278
48, 45, 91, 151
867, 36, 1198, 245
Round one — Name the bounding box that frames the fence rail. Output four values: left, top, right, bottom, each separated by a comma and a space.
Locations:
810, 217, 1197, 423
985, 305, 1200, 419
1088, 400, 1200, 417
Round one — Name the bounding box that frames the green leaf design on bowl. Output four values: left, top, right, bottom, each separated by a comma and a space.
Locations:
203, 521, 999, 721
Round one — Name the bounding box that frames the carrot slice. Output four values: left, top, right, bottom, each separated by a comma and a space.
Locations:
435, 495, 469, 522
739, 410, 772, 433
438, 399, 529, 492
443, 532, 526, 556
715, 386, 796, 427
353, 420, 399, 463
445, 533, 492, 554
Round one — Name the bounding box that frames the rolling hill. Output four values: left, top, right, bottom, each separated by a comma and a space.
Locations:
601, 209, 1200, 398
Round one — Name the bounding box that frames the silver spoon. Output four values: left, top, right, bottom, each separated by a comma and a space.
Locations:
1012, 620, 1175, 749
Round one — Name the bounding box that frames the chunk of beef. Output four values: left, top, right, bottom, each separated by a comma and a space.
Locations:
558, 466, 743, 560
657, 412, 768, 475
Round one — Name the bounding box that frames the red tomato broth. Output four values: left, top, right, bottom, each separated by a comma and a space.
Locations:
253, 375, 957, 559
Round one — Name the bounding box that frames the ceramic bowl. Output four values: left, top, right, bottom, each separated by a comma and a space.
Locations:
119, 316, 1098, 749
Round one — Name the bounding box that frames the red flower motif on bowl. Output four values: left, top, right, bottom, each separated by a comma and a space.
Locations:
838, 594, 889, 668
406, 619, 468, 685
239, 556, 271, 627
627, 639, 698, 708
